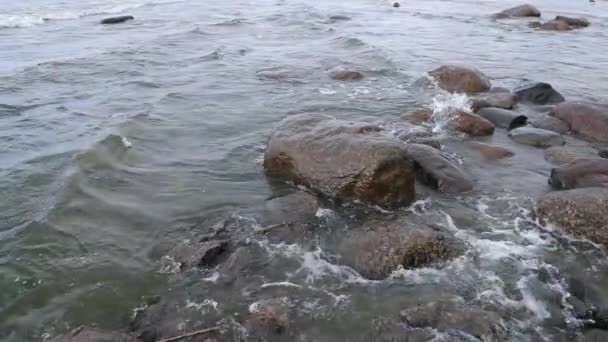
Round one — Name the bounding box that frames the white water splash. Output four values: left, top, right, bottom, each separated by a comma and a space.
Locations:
430, 92, 472, 133
185, 299, 219, 313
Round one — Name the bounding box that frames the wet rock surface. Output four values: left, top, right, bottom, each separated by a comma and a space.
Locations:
445, 109, 495, 136
471, 91, 517, 111
400, 300, 506, 341
404, 143, 473, 193
544, 146, 599, 164
426, 65, 491, 93
514, 82, 565, 105
169, 239, 229, 270
536, 188, 608, 247
400, 108, 432, 124
492, 4, 541, 19
508, 127, 565, 147
100, 16, 134, 24
549, 158, 608, 189
337, 215, 464, 280
50, 327, 134, 342
478, 107, 528, 130
529, 116, 569, 134
551, 102, 608, 143
328, 66, 364, 81
264, 113, 417, 208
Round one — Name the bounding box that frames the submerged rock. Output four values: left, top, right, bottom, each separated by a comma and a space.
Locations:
400, 300, 506, 341
549, 158, 608, 189
514, 82, 565, 105
468, 142, 514, 160
404, 143, 473, 193
529, 20, 572, 31
264, 113, 416, 208
328, 15, 352, 21
508, 127, 565, 147
427, 65, 491, 94
328, 66, 364, 81
478, 107, 528, 130
337, 216, 463, 280
445, 109, 496, 136
492, 4, 541, 19
536, 188, 608, 247
169, 239, 228, 270
51, 327, 134, 342
544, 146, 599, 164
551, 102, 608, 143
246, 299, 293, 340
401, 108, 433, 124
100, 16, 134, 24
265, 191, 320, 225
529, 116, 569, 134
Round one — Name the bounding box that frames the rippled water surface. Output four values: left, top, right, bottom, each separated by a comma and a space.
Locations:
2, 0, 608, 341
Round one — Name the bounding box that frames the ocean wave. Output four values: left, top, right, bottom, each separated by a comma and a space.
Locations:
0, 0, 183, 29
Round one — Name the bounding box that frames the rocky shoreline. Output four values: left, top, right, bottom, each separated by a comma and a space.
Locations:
50, 4, 608, 342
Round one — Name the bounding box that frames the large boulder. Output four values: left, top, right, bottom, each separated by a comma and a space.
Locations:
544, 146, 599, 164
508, 127, 565, 147
467, 142, 514, 160
548, 158, 608, 189
478, 107, 528, 130
551, 102, 608, 143
492, 4, 541, 19
427, 65, 491, 93
337, 216, 463, 280
265, 191, 320, 225
404, 143, 473, 193
445, 109, 496, 136
536, 188, 608, 247
513, 82, 565, 105
400, 300, 506, 341
401, 108, 433, 124
264, 114, 416, 208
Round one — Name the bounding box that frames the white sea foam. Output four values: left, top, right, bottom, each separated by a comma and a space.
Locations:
430, 92, 471, 133
120, 136, 132, 148
185, 298, 219, 313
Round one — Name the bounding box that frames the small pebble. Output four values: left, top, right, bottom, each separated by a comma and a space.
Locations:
393, 2, 400, 8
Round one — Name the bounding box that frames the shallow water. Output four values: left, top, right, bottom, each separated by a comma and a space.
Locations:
2, 0, 608, 340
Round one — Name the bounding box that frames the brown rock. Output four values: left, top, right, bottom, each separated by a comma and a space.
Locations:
468, 142, 514, 160
551, 102, 608, 143
264, 113, 417, 208
549, 158, 608, 189
536, 188, 608, 247
169, 239, 228, 270
427, 65, 491, 94
472, 92, 517, 111
337, 216, 463, 280
529, 116, 569, 134
446, 109, 495, 136
246, 300, 290, 338
535, 20, 573, 31
265, 191, 320, 225
492, 4, 541, 19
401, 109, 433, 124
329, 66, 364, 81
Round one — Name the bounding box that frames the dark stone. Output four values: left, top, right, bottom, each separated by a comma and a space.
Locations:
426, 65, 491, 94
100, 16, 134, 24
400, 300, 506, 341
492, 4, 541, 19
478, 107, 528, 130
265, 191, 320, 225
551, 102, 608, 143
393, 2, 401, 8
404, 143, 473, 193
467, 142, 514, 160
549, 158, 608, 189
600, 149, 608, 159
337, 216, 463, 280
544, 146, 599, 164
532, 20, 573, 31
169, 239, 228, 270
328, 15, 351, 21
536, 187, 608, 247
529, 116, 569, 134
555, 15, 590, 28
514, 82, 565, 105
264, 113, 417, 208
508, 127, 565, 147
51, 327, 134, 342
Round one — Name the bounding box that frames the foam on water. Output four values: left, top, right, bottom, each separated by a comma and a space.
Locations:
430, 92, 471, 133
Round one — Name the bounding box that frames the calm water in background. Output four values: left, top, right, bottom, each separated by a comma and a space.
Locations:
2, 0, 608, 340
